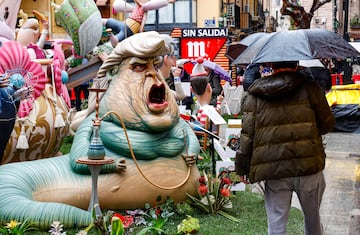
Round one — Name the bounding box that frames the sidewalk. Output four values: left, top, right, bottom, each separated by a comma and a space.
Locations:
322, 133, 360, 235
291, 132, 360, 235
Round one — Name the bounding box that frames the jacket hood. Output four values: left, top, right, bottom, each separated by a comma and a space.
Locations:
248, 71, 305, 98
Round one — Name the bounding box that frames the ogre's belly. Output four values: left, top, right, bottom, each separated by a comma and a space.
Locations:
33, 156, 199, 210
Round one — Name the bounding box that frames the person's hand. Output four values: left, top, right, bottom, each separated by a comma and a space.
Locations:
13, 86, 34, 100
171, 67, 182, 78
0, 75, 10, 88
239, 175, 250, 184
42, 20, 49, 30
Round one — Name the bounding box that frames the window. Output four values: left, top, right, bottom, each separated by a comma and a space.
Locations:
144, 0, 196, 32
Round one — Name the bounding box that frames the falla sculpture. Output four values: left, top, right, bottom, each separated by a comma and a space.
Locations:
0, 31, 201, 230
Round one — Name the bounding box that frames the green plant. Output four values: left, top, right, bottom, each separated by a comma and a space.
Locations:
350, 14, 360, 26
175, 201, 195, 215
177, 215, 200, 235
110, 217, 124, 235
0, 218, 37, 234
187, 170, 241, 222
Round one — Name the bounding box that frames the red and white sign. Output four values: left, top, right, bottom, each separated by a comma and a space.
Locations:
179, 28, 228, 74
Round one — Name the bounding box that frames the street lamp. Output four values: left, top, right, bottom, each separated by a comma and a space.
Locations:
264, 9, 269, 32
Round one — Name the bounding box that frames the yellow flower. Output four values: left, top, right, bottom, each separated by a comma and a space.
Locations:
6, 220, 20, 229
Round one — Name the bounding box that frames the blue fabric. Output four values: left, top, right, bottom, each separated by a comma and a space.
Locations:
105, 18, 134, 42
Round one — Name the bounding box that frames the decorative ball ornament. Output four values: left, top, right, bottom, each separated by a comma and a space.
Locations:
61, 70, 69, 84
9, 73, 25, 89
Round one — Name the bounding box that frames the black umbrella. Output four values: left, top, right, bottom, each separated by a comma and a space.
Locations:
232, 32, 276, 65
235, 29, 360, 64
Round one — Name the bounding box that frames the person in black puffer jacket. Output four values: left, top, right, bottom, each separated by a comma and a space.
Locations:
235, 61, 335, 235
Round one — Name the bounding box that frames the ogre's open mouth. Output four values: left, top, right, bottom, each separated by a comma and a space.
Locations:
147, 83, 168, 113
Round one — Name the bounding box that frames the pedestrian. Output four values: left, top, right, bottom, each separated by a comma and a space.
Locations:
189, 57, 212, 106
299, 66, 332, 93
159, 34, 186, 101
176, 63, 193, 111
235, 61, 335, 235
205, 66, 223, 107
243, 63, 261, 91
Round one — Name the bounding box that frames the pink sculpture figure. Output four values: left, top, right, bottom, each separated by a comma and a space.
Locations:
0, 0, 21, 43
16, 9, 49, 60
103, 0, 175, 47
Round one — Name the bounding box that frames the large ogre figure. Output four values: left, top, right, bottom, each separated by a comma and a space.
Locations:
0, 31, 200, 230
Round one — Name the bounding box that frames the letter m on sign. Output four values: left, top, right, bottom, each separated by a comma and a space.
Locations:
181, 38, 227, 61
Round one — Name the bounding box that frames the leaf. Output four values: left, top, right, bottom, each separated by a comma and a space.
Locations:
186, 193, 210, 213
136, 226, 165, 235
111, 217, 124, 235
218, 210, 242, 223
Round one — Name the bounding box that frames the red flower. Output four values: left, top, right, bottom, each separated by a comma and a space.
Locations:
198, 176, 206, 184
220, 188, 231, 197
155, 207, 162, 217
113, 213, 134, 228
198, 184, 208, 195
221, 177, 231, 185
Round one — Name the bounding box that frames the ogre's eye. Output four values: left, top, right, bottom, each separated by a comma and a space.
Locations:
132, 63, 147, 72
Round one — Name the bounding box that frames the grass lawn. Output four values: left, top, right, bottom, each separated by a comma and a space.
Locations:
25, 190, 304, 234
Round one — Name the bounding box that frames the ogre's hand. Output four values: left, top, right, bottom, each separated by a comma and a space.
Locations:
181, 153, 196, 166
116, 158, 127, 173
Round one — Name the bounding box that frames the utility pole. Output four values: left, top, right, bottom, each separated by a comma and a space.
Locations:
343, 0, 350, 41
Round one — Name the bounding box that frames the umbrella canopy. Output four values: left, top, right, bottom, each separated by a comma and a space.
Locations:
299, 59, 324, 68
225, 32, 267, 61
232, 32, 276, 65
234, 29, 360, 64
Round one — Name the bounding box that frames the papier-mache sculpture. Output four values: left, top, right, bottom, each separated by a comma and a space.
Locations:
0, 31, 200, 230
52, 0, 103, 56
0, 0, 21, 44
0, 2, 72, 164
1, 40, 72, 164
104, 0, 175, 47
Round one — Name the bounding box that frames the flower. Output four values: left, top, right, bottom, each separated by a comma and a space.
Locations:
187, 170, 240, 222
198, 184, 208, 195
113, 213, 134, 228
221, 177, 231, 185
198, 175, 206, 184
220, 188, 231, 197
6, 220, 20, 229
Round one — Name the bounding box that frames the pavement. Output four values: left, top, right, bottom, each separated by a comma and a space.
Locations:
291, 132, 360, 235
